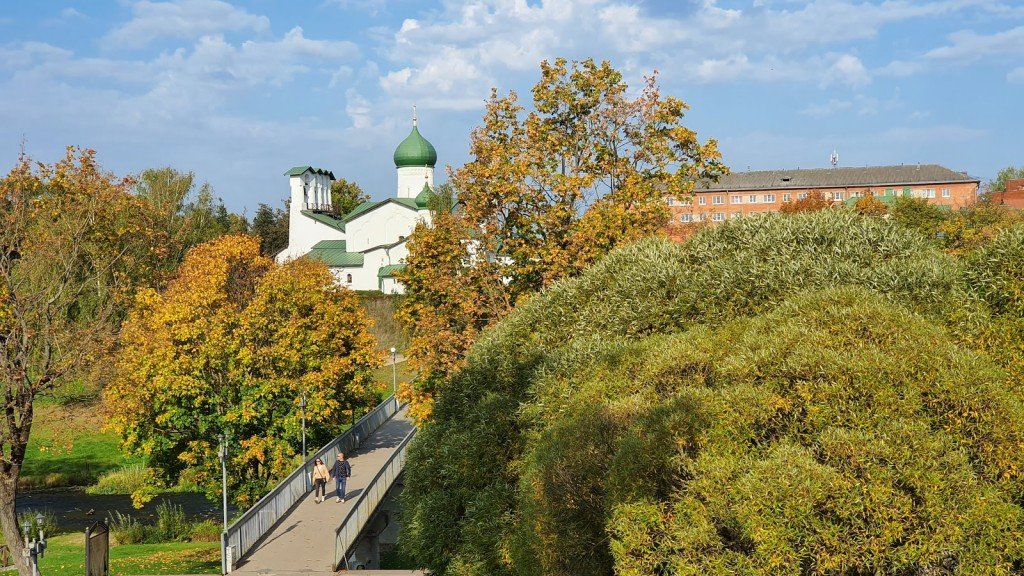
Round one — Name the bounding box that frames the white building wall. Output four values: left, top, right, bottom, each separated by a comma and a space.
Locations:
278, 172, 344, 263
345, 204, 423, 252
396, 166, 433, 199
327, 242, 409, 293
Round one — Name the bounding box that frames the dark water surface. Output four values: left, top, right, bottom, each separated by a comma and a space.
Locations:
16, 488, 237, 532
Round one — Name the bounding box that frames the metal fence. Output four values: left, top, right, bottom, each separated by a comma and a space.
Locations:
333, 428, 415, 570
221, 396, 400, 573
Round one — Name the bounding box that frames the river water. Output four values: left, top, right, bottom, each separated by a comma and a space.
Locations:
16, 488, 237, 532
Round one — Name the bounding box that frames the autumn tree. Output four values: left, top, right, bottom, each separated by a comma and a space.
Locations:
134, 167, 245, 279
399, 59, 726, 412
250, 202, 289, 256
983, 165, 1024, 196
0, 148, 159, 576
331, 177, 370, 216
852, 190, 889, 216
107, 235, 380, 506
779, 189, 832, 213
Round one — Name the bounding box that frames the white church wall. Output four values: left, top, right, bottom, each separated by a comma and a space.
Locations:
396, 166, 433, 199
276, 218, 344, 263
344, 204, 422, 252
379, 277, 404, 294
278, 171, 343, 263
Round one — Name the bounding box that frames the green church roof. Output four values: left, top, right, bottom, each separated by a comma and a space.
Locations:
300, 210, 345, 232
378, 264, 406, 278
285, 166, 335, 179
415, 183, 434, 208
306, 247, 364, 268
393, 125, 437, 168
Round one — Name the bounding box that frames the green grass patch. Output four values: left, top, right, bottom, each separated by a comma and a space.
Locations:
370, 359, 417, 404
35, 533, 219, 576
21, 402, 136, 490
358, 292, 408, 353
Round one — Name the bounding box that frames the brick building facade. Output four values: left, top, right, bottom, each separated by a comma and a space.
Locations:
669, 164, 979, 224
993, 178, 1024, 209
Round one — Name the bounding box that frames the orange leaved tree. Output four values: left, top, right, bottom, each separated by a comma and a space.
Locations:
0, 148, 159, 576
399, 59, 726, 417
107, 235, 380, 507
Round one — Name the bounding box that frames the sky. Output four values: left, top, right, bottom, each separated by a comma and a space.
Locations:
1, 0, 1022, 214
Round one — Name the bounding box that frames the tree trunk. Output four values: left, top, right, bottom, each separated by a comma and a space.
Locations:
0, 477, 31, 576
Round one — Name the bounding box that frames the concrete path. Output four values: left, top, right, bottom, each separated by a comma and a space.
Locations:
231, 409, 416, 575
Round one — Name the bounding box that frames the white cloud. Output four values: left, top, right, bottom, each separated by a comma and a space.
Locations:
1008, 67, 1024, 83
925, 26, 1024, 62
60, 8, 86, 20
876, 59, 924, 77
823, 54, 871, 88
802, 99, 853, 117
103, 0, 271, 49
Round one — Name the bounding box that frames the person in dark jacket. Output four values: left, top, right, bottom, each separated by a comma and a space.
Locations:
332, 452, 352, 503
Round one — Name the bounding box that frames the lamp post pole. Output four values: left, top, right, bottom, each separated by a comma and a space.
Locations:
300, 392, 308, 491
22, 512, 46, 576
218, 433, 229, 531
390, 347, 397, 407
300, 392, 307, 460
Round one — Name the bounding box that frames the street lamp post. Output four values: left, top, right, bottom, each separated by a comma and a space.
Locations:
390, 347, 397, 406
22, 512, 46, 576
300, 392, 307, 460
218, 433, 229, 531
300, 391, 308, 491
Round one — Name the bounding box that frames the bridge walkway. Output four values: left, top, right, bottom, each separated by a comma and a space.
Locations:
230, 408, 415, 574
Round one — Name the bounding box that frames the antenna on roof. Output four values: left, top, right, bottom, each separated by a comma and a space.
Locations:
412, 104, 418, 127
830, 149, 839, 168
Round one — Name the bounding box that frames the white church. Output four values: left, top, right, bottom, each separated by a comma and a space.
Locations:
275, 116, 438, 293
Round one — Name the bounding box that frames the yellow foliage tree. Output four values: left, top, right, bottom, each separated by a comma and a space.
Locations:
0, 148, 158, 576
399, 59, 727, 417
107, 235, 380, 507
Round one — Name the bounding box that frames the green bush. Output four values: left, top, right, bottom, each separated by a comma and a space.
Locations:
155, 500, 190, 542
189, 519, 222, 542
86, 462, 153, 495
109, 511, 155, 545
402, 211, 1024, 575
17, 509, 59, 538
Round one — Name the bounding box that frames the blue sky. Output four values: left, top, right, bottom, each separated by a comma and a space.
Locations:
1, 0, 1021, 213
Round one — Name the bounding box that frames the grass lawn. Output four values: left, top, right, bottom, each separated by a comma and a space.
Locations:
21, 402, 135, 490
32, 533, 219, 576
370, 359, 417, 401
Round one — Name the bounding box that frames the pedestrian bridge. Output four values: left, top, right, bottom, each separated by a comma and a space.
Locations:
223, 397, 419, 574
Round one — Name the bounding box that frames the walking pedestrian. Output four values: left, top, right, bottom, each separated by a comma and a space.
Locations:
312, 458, 330, 503
332, 452, 352, 503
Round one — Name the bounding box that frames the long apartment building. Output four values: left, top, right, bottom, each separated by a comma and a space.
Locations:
669, 164, 979, 224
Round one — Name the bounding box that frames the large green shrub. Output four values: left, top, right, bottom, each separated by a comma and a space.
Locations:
401, 211, 1024, 575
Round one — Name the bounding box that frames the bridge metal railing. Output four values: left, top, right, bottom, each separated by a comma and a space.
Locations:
221, 396, 400, 573
334, 428, 416, 570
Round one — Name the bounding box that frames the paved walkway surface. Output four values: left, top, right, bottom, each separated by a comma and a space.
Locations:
231, 409, 416, 575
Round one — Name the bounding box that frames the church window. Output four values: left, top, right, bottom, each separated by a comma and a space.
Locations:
346, 274, 353, 284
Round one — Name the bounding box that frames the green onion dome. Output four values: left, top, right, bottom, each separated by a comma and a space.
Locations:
393, 125, 437, 168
